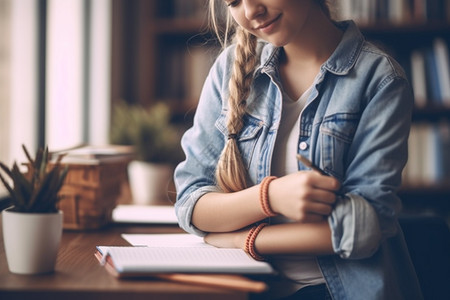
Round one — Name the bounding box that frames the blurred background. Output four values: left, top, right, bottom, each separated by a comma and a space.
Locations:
0, 0, 216, 200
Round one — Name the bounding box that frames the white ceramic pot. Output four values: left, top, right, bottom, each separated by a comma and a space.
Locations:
128, 160, 173, 205
2, 208, 63, 274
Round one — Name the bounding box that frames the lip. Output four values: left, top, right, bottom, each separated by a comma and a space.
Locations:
255, 14, 281, 32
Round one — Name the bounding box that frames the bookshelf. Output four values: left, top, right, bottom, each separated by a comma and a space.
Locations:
111, 0, 216, 124
110, 0, 450, 219
340, 1, 450, 219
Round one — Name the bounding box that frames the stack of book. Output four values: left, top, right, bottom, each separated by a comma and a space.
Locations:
410, 38, 450, 108
50, 145, 134, 230
403, 121, 450, 185
336, 0, 450, 24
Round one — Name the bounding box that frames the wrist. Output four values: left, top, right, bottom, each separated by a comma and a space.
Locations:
235, 228, 250, 249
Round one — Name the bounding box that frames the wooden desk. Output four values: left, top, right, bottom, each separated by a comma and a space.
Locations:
0, 217, 248, 300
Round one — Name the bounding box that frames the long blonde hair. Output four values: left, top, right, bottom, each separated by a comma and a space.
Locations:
208, 0, 331, 192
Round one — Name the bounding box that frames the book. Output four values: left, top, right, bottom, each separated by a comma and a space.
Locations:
97, 233, 274, 275
405, 123, 425, 184
96, 246, 274, 275
433, 38, 450, 106
94, 249, 269, 293
97, 233, 273, 273
439, 120, 450, 180
410, 49, 428, 107
51, 144, 135, 164
424, 47, 442, 104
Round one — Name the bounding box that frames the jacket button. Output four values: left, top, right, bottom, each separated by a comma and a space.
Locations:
299, 142, 308, 150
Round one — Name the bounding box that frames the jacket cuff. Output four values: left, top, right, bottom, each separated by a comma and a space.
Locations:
175, 185, 220, 237
328, 193, 382, 259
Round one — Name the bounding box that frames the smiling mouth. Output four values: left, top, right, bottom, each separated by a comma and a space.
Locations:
255, 14, 281, 30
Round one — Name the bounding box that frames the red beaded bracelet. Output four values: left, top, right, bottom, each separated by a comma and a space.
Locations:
244, 223, 268, 261
260, 176, 277, 217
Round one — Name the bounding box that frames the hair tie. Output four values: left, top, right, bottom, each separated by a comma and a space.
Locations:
228, 133, 237, 140
244, 223, 268, 261
260, 176, 277, 217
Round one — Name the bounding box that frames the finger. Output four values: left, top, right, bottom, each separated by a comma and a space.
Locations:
313, 189, 337, 204
288, 197, 333, 221
302, 213, 326, 223
303, 200, 334, 216
290, 212, 324, 223
203, 234, 212, 244
308, 172, 341, 192
300, 187, 337, 205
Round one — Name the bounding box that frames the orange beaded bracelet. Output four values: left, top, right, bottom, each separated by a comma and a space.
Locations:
244, 223, 268, 261
260, 176, 277, 217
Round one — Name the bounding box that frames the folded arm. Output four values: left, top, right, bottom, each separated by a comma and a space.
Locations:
194, 171, 339, 256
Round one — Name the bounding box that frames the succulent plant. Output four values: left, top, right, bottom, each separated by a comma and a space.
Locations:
0, 145, 68, 213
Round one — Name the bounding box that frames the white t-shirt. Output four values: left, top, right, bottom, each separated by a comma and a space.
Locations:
270, 86, 326, 295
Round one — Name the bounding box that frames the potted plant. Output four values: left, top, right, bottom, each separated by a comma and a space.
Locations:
0, 145, 68, 274
110, 101, 183, 205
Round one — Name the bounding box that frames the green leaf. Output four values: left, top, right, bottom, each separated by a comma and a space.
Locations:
0, 162, 13, 178
10, 163, 33, 211
29, 161, 67, 212
39, 146, 49, 179
0, 172, 16, 203
22, 144, 33, 165
0, 145, 69, 213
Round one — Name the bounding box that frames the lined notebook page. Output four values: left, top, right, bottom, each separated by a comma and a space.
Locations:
97, 246, 274, 274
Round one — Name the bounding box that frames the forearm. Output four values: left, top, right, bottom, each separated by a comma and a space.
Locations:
192, 172, 339, 233
255, 221, 334, 256
192, 184, 266, 232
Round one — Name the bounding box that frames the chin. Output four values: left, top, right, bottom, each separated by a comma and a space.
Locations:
267, 39, 288, 47
259, 34, 289, 48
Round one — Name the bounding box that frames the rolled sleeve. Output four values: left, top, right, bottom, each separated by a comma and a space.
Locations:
175, 185, 220, 236
329, 193, 382, 259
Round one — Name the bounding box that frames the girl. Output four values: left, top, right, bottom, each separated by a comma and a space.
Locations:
174, 0, 422, 299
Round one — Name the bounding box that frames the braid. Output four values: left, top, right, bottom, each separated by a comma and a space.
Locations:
215, 27, 258, 192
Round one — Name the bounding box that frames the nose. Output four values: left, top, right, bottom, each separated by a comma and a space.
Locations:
243, 0, 265, 20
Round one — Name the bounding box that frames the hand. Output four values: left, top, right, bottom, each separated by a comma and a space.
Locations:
204, 228, 250, 250
268, 171, 340, 222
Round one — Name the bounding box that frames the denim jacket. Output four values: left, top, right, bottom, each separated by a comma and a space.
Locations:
174, 21, 422, 299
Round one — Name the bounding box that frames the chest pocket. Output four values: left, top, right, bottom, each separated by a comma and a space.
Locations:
319, 112, 360, 180
215, 112, 264, 169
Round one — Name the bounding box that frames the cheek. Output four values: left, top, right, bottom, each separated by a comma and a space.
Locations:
230, 10, 252, 31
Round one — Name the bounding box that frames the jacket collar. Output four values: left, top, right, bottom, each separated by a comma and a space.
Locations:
256, 20, 364, 77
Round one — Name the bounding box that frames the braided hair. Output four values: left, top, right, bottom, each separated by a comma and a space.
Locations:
208, 0, 332, 192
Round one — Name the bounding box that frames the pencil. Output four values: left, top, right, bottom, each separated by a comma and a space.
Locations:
156, 273, 268, 293
296, 154, 328, 176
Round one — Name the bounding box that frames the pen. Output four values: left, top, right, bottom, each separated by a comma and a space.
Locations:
297, 154, 344, 197
296, 154, 329, 176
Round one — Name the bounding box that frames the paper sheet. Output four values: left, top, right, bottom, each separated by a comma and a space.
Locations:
112, 205, 178, 224
122, 233, 213, 248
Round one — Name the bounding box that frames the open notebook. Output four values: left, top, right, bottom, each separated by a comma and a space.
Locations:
95, 233, 274, 292
96, 233, 274, 275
